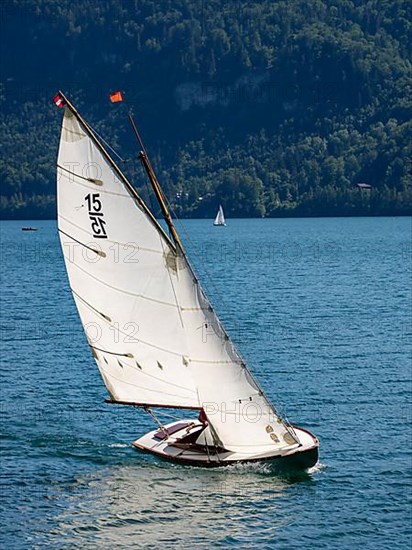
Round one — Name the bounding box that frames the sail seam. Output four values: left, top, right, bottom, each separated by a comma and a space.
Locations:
98, 364, 197, 400
62, 126, 86, 139
160, 236, 185, 329
65, 257, 182, 308
90, 343, 198, 393
74, 289, 236, 364
73, 289, 242, 365
72, 290, 206, 359
59, 214, 164, 256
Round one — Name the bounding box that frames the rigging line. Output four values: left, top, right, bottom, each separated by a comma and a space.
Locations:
198, 385, 222, 462
205, 437, 212, 464
161, 199, 295, 435
214, 443, 221, 464
85, 118, 125, 162
164, 201, 246, 365
146, 408, 194, 421
162, 202, 297, 440
137, 153, 158, 217
209, 423, 223, 463
125, 105, 183, 248
161, 196, 235, 319
143, 174, 157, 217
144, 407, 168, 435
120, 100, 159, 215
138, 150, 183, 249
196, 389, 218, 463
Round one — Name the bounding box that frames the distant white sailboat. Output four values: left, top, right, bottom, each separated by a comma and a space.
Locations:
55, 91, 318, 469
213, 205, 226, 226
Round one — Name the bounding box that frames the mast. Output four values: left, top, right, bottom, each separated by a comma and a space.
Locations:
127, 112, 184, 251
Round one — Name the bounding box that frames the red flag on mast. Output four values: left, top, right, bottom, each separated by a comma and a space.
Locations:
109, 91, 123, 103
53, 92, 66, 108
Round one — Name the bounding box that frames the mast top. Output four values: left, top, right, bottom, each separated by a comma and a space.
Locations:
56, 90, 178, 253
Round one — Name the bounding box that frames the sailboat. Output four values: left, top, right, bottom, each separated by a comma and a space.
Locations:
213, 205, 226, 226
55, 91, 319, 468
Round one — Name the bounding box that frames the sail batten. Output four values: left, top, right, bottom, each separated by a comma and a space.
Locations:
58, 228, 106, 256
57, 97, 298, 449
60, 211, 165, 256
58, 167, 129, 197
57, 163, 104, 185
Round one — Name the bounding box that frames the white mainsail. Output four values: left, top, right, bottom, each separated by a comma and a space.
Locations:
213, 205, 225, 226
57, 103, 298, 455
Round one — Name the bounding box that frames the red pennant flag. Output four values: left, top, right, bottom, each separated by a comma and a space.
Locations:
53, 93, 66, 108
109, 90, 123, 103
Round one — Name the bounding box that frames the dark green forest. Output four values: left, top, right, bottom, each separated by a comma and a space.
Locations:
0, 0, 411, 219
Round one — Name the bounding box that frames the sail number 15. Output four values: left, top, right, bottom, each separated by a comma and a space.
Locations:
85, 193, 108, 239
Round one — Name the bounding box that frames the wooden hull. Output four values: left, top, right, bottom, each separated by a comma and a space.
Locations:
132, 420, 319, 470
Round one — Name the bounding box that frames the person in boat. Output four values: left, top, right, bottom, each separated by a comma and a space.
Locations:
183, 409, 208, 436
198, 409, 208, 427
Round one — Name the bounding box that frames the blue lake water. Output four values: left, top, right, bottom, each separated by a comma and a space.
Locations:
1, 217, 411, 548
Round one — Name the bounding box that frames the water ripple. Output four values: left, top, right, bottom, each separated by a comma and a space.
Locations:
1, 218, 411, 548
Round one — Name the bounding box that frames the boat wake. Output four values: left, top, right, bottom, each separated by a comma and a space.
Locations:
307, 461, 326, 474
222, 461, 274, 475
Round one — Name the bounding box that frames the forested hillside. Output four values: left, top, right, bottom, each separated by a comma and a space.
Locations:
0, 0, 411, 219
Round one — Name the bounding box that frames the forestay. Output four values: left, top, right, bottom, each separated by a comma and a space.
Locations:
57, 105, 298, 454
